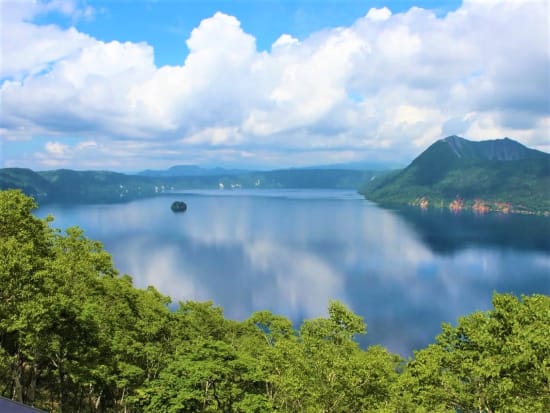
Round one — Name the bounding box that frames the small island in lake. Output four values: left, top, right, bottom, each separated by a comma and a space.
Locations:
171, 201, 187, 212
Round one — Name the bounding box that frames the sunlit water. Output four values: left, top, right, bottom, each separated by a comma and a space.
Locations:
37, 189, 550, 356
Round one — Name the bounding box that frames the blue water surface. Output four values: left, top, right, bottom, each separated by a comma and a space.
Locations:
37, 189, 550, 356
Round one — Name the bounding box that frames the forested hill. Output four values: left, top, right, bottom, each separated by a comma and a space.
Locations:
362, 136, 550, 214
1, 189, 549, 412
0, 167, 378, 204
138, 165, 248, 177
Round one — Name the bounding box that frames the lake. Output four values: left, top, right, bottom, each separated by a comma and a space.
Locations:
37, 189, 550, 356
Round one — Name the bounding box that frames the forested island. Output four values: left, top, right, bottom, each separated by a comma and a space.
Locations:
171, 201, 188, 212
1, 189, 549, 412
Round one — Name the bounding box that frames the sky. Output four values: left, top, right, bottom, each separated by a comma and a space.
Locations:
1, 0, 549, 171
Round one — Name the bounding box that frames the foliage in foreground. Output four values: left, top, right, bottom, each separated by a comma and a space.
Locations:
1, 189, 549, 412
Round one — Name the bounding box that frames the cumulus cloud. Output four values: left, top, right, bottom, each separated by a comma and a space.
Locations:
272, 34, 300, 48
366, 7, 392, 22
1, 0, 548, 169
44, 141, 68, 156
1, 0, 96, 80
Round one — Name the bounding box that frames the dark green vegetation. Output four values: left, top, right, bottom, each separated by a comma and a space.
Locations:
1, 189, 549, 412
0, 168, 159, 204
0, 168, 377, 205
362, 136, 550, 214
3, 136, 548, 214
171, 201, 188, 213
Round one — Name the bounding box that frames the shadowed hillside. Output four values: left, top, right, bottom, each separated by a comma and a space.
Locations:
362, 136, 550, 214
1, 167, 379, 204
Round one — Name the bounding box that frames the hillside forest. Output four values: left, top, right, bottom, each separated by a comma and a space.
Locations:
1, 190, 549, 412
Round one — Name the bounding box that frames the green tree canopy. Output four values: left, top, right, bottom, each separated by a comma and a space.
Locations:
1, 190, 548, 412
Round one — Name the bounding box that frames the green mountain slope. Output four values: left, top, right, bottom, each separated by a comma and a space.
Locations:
0, 168, 159, 203
237, 169, 374, 189
0, 167, 379, 204
39, 169, 159, 202
0, 168, 53, 203
362, 136, 550, 214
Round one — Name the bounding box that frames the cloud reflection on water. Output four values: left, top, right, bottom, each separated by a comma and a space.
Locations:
38, 191, 550, 355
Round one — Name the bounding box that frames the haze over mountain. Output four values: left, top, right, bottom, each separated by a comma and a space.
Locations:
298, 161, 400, 171
138, 165, 249, 178
0, 168, 158, 204
0, 167, 379, 204
362, 136, 550, 214
2, 136, 549, 213
137, 161, 395, 178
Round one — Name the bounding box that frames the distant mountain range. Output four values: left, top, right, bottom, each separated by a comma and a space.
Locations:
3, 136, 548, 212
362, 136, 550, 214
0, 167, 380, 204
138, 165, 249, 177
137, 161, 396, 177
0, 168, 159, 204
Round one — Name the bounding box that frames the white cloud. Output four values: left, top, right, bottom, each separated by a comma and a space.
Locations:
377, 25, 421, 59
0, 0, 96, 79
45, 141, 68, 156
243, 27, 367, 137
366, 7, 392, 22
185, 127, 243, 146
127, 11, 261, 138
0, 0, 92, 22
75, 140, 97, 150
0, 22, 93, 80
1, 0, 548, 169
272, 34, 300, 48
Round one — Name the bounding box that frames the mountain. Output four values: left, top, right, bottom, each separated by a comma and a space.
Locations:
138, 165, 249, 177
244, 169, 376, 189
362, 136, 550, 214
138, 161, 398, 176
441, 135, 547, 161
299, 161, 401, 171
0, 167, 383, 204
39, 169, 159, 203
1, 168, 158, 203
0, 168, 53, 203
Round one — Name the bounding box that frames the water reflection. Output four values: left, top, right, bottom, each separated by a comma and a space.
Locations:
394, 207, 550, 254
38, 190, 550, 356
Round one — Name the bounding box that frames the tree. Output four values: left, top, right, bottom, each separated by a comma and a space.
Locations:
0, 190, 174, 412
139, 301, 269, 412
255, 301, 400, 412
396, 293, 550, 412
0, 190, 52, 405
2, 190, 547, 412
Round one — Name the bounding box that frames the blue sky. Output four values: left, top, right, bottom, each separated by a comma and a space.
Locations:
1, 0, 548, 170
73, 1, 462, 66
33, 1, 462, 65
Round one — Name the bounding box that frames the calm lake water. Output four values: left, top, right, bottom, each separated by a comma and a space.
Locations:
37, 189, 550, 356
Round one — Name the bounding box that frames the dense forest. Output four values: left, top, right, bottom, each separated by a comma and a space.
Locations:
0, 168, 376, 205
1, 190, 548, 412
362, 136, 550, 214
